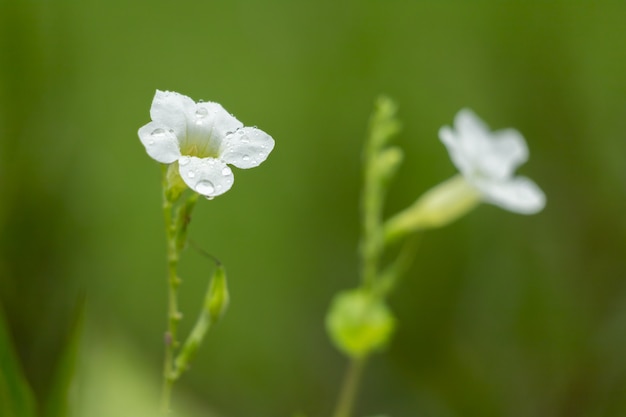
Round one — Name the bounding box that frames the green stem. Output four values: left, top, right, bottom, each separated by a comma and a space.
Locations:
332, 357, 367, 417
160, 170, 200, 414
373, 235, 420, 299
161, 194, 181, 414
173, 264, 227, 378
360, 144, 383, 290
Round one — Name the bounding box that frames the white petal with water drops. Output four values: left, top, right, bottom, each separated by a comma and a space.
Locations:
138, 122, 181, 164
139, 90, 275, 198
150, 90, 195, 138
193, 102, 242, 137
220, 127, 275, 169
178, 156, 234, 197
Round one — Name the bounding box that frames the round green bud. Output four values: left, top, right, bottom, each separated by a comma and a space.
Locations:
326, 289, 395, 359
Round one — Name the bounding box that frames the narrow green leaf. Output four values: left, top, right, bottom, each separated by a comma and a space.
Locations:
0, 305, 37, 417
42, 295, 85, 417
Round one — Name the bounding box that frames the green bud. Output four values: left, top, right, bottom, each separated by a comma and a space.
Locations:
384, 175, 481, 243
375, 146, 404, 185
326, 289, 395, 359
174, 265, 229, 377
207, 265, 229, 324
368, 96, 402, 151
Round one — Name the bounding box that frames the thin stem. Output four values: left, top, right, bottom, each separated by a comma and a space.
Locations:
332, 357, 367, 417
373, 235, 420, 299
160, 181, 200, 414
360, 143, 383, 289
161, 194, 181, 414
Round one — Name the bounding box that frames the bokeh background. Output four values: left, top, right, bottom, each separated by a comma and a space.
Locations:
1, 1, 626, 416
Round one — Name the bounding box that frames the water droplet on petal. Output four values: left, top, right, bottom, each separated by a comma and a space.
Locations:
258, 152, 265, 159
206, 196, 215, 201
238, 130, 245, 135
148, 140, 155, 146
179, 156, 190, 166
242, 155, 250, 162
187, 171, 195, 178
196, 180, 215, 195
195, 107, 209, 117
221, 167, 231, 176
151, 128, 166, 137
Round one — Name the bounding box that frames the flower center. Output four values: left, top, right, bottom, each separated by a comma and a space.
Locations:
180, 107, 222, 158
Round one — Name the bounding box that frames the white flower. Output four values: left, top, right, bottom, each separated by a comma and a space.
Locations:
439, 109, 546, 214
138, 90, 274, 198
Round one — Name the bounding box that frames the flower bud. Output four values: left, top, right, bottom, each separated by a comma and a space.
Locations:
326, 289, 395, 359
207, 265, 229, 324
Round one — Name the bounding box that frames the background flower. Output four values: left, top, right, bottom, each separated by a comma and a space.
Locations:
439, 109, 546, 214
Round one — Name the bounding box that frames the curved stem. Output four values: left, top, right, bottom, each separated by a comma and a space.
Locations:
332, 357, 367, 417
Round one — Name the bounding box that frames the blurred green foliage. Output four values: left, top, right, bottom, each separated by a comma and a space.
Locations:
1, 1, 626, 416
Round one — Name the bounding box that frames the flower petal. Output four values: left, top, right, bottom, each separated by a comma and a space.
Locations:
138, 122, 181, 164
442, 109, 532, 180
150, 90, 195, 137
178, 156, 234, 198
478, 128, 528, 180
475, 176, 546, 214
455, 108, 491, 140
454, 109, 504, 176
439, 125, 474, 176
182, 102, 243, 157
193, 102, 243, 137
220, 127, 275, 169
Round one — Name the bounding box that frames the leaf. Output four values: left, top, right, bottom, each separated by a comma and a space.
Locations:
42, 295, 85, 417
0, 304, 37, 417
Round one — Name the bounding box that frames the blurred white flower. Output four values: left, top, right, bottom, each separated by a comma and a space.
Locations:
138, 90, 274, 198
439, 109, 545, 214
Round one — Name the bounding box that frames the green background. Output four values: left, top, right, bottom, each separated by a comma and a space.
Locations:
1, 1, 625, 416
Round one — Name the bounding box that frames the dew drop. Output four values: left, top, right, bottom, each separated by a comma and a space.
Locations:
148, 140, 155, 146
238, 130, 245, 135
242, 155, 250, 162
221, 167, 231, 176
179, 156, 190, 166
258, 152, 265, 159
151, 128, 166, 137
195, 107, 209, 118
196, 180, 215, 195
187, 170, 195, 179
